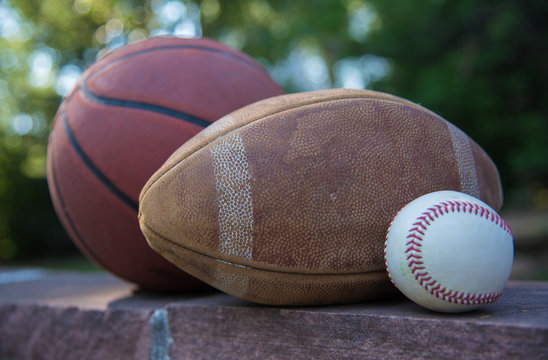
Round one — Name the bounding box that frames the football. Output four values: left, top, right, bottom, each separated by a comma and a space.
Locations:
139, 89, 503, 305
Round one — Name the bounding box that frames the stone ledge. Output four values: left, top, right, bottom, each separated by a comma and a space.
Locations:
0, 268, 546, 360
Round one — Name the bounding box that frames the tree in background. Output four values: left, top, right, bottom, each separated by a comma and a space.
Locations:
0, 0, 546, 261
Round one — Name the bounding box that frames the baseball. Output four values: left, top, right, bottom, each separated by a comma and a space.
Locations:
384, 191, 514, 313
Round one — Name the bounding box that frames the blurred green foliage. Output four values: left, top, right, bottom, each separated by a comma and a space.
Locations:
0, 0, 546, 261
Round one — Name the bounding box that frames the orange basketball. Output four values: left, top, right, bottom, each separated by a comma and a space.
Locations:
47, 37, 284, 290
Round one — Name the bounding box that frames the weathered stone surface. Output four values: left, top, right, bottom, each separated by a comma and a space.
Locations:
165, 281, 548, 360
0, 304, 152, 360
0, 268, 546, 360
0, 270, 151, 360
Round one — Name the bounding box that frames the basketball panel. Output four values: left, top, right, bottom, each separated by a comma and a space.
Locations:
64, 90, 205, 202
84, 45, 283, 122
48, 123, 202, 290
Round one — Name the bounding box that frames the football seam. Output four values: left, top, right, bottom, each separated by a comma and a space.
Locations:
140, 219, 386, 277
140, 95, 437, 199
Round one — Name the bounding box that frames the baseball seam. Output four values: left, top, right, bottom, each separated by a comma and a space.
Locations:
385, 200, 512, 306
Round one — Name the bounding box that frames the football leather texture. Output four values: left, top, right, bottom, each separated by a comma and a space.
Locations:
139, 89, 503, 305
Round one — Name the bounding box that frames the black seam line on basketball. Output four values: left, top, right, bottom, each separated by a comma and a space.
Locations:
91, 43, 268, 81
140, 95, 417, 199
81, 83, 210, 128
51, 85, 80, 129
49, 138, 112, 270
140, 221, 386, 277
62, 109, 139, 212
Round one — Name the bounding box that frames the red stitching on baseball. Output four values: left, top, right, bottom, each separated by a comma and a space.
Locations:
407, 234, 423, 241
406, 240, 421, 248
409, 227, 425, 236
413, 221, 428, 231
408, 263, 424, 273
403, 199, 512, 305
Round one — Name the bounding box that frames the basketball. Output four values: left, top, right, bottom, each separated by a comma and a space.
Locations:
46, 36, 284, 290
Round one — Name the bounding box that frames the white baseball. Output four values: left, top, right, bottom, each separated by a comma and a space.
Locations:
384, 190, 514, 313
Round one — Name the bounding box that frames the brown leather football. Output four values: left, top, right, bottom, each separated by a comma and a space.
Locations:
139, 89, 503, 305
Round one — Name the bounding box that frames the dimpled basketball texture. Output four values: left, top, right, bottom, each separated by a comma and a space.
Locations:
47, 37, 284, 290
139, 89, 503, 304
